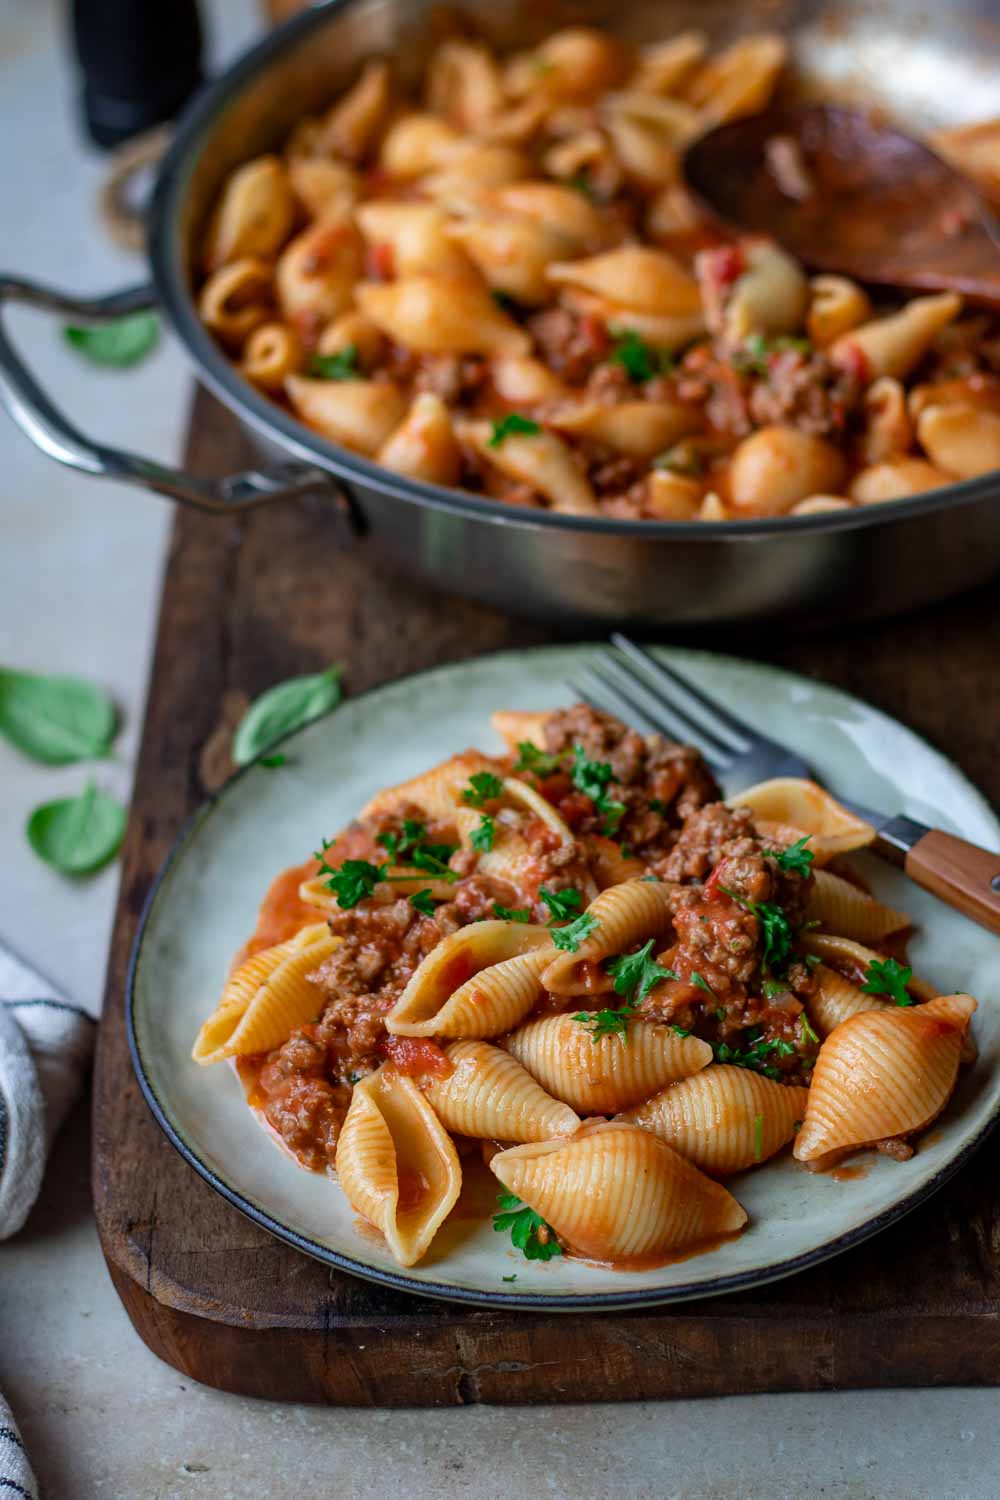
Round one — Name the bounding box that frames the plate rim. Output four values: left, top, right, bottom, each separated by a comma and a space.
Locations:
126, 642, 1000, 1311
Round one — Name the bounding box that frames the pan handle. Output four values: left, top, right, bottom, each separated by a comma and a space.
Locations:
0, 275, 338, 514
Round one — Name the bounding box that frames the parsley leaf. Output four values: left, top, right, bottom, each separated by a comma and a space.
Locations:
862, 956, 913, 1007
309, 345, 359, 380
606, 938, 677, 1006
488, 413, 541, 448
378, 820, 458, 880
800, 1012, 819, 1045
712, 1032, 797, 1080
567, 170, 594, 198
462, 771, 504, 807
571, 744, 626, 834
765, 836, 815, 877
690, 970, 718, 1002
762, 978, 789, 1000
493, 902, 531, 923
672, 1024, 691, 1037
609, 329, 672, 384
410, 889, 439, 916
719, 885, 794, 974
492, 1193, 561, 1261
733, 333, 812, 377
260, 753, 287, 769
512, 741, 565, 778
540, 886, 582, 921
471, 814, 495, 854
316, 853, 387, 909
573, 1005, 636, 1041
501, 1274, 518, 1283
551, 911, 599, 953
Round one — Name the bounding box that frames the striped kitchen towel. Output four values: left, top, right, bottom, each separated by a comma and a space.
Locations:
0, 940, 95, 1241
0, 1399, 38, 1500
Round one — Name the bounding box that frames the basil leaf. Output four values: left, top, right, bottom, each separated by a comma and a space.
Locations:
27, 782, 125, 875
233, 665, 342, 765
0, 668, 117, 764
63, 312, 158, 368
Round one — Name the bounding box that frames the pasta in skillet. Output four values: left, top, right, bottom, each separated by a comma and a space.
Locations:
195, 699, 980, 1272
196, 23, 1000, 522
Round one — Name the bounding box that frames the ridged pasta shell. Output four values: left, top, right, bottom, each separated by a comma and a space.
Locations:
807, 963, 892, 1038
192, 923, 337, 1064
728, 778, 875, 859
298, 873, 457, 915
360, 750, 500, 827
355, 274, 530, 357
454, 776, 596, 897
387, 922, 555, 1037
802, 933, 937, 1004
458, 420, 601, 517
620, 1065, 809, 1176
504, 1011, 712, 1113
805, 870, 911, 944
548, 400, 700, 459
335, 1066, 461, 1267
794, 993, 977, 1167
490, 709, 552, 755
546, 247, 702, 317
422, 1040, 580, 1141
491, 1123, 747, 1262
541, 878, 676, 994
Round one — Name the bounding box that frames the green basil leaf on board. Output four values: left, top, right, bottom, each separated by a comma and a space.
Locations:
0, 668, 117, 764
233, 666, 342, 765
63, 312, 158, 367
27, 782, 126, 875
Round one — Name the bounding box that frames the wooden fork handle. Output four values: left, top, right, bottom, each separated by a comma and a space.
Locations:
876, 817, 1000, 934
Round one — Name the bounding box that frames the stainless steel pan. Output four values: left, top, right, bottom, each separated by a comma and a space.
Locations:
2, 0, 999, 628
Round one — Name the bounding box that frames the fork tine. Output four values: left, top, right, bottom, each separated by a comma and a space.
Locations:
571, 667, 730, 771
610, 633, 755, 752
593, 649, 735, 763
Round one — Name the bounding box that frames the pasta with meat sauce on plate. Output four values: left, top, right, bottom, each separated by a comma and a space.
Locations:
195, 23, 1000, 522
194, 703, 978, 1271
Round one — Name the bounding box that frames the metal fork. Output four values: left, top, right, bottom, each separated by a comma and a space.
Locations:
568, 633, 1000, 936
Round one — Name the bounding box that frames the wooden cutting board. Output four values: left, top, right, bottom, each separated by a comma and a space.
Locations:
92, 385, 1000, 1405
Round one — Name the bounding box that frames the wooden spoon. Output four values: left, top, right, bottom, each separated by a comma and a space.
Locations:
682, 103, 1000, 309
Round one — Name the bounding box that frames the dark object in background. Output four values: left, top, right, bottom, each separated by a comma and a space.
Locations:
71, 0, 204, 149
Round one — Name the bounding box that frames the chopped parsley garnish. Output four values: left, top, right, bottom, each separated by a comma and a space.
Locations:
733, 333, 812, 376
540, 886, 582, 921
648, 798, 666, 813
799, 1012, 819, 1045
713, 1031, 797, 1081
765, 836, 815, 877
309, 345, 359, 380
502, 1274, 518, 1283
462, 771, 504, 807
567, 170, 594, 198
410, 889, 439, 916
572, 1004, 637, 1041
672, 1024, 691, 1037
805, 953, 822, 969
610, 329, 658, 384
550, 911, 599, 953
493, 902, 531, 923
762, 978, 789, 1000
862, 956, 913, 1007
378, 819, 458, 881
719, 885, 794, 975
487, 412, 541, 448
471, 814, 495, 854
376, 818, 426, 864
512, 741, 565, 778
716, 1006, 726, 1021
753, 1113, 764, 1162
690, 970, 718, 1002
571, 745, 626, 834
607, 939, 678, 1006
492, 1193, 561, 1261
316, 852, 387, 909
260, 753, 287, 769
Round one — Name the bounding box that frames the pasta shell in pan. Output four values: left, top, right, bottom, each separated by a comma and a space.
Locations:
198, 259, 274, 350
541, 879, 676, 994
202, 154, 294, 272
916, 404, 1000, 481
601, 91, 700, 184
485, 183, 610, 252
831, 293, 962, 383
794, 993, 977, 1169
378, 112, 464, 179
275, 218, 364, 337
548, 400, 699, 460
192, 923, 337, 1064
458, 420, 600, 517
630, 32, 708, 96
420, 144, 532, 206
425, 40, 505, 132
806, 963, 892, 1038
421, 1040, 580, 1141
546, 246, 702, 317
504, 27, 629, 102
335, 1066, 461, 1267
557, 286, 706, 350
684, 34, 787, 127
728, 778, 875, 859
490, 357, 565, 406
355, 202, 471, 280
387, 922, 554, 1038
240, 322, 303, 392
287, 157, 359, 222
504, 1012, 712, 1114
804, 870, 911, 946
356, 276, 530, 357
314, 59, 392, 162
491, 1123, 747, 1262
446, 215, 575, 306
619, 1065, 810, 1176
284, 376, 407, 456
377, 392, 462, 487
360, 749, 501, 827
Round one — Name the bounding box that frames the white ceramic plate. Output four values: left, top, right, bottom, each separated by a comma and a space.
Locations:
128, 644, 1000, 1309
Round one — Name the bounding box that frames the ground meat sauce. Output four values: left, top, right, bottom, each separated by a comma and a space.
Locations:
246, 703, 847, 1170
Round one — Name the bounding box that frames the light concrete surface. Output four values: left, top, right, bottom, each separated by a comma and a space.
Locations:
1, 1, 999, 1496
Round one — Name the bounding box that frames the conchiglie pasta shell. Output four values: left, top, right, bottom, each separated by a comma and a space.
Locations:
620, 1065, 809, 1175
387, 923, 554, 1037
685, 34, 787, 127
541, 878, 676, 993
585, 833, 646, 889
794, 993, 977, 1167
802, 932, 937, 1004
454, 776, 590, 894
203, 155, 294, 271
376, 392, 461, 487
831, 293, 962, 383
445, 215, 575, 305
335, 1066, 461, 1266
360, 749, 500, 827
284, 376, 406, 456
356, 275, 530, 357
491, 1123, 747, 1261
805, 869, 911, 944
423, 1040, 580, 1141
485, 182, 610, 251
275, 218, 364, 335
490, 710, 552, 755
378, 112, 464, 179
355, 201, 471, 280
548, 400, 700, 459
459, 420, 600, 516
504, 1012, 711, 1113
729, 778, 875, 858
807, 963, 893, 1038
192, 924, 337, 1063
546, 246, 702, 317
490, 357, 566, 405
